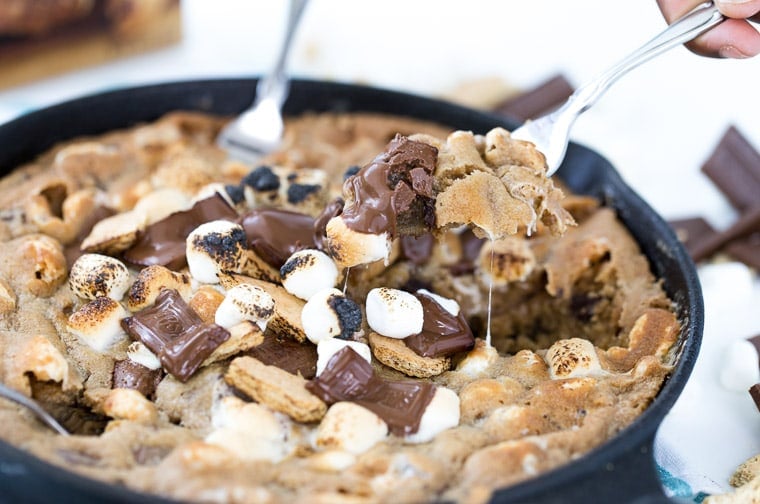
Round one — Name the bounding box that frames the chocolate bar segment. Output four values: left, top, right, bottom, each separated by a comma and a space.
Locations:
701, 126, 760, 212
124, 194, 238, 270
750, 383, 760, 413
726, 233, 760, 271
112, 359, 164, 399
404, 293, 475, 358
306, 347, 436, 435
493, 74, 574, 121
245, 333, 318, 379
238, 208, 318, 268
121, 289, 230, 382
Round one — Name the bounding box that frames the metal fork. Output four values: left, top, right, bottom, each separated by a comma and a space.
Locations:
511, 2, 724, 176
0, 383, 69, 435
217, 0, 309, 164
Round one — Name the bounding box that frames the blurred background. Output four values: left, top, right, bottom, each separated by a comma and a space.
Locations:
0, 0, 758, 497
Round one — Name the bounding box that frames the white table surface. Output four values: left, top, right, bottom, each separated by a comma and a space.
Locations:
1, 0, 758, 497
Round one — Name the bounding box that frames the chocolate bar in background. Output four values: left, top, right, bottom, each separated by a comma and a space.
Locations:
689, 206, 760, 262
725, 233, 760, 271
668, 217, 718, 257
701, 126, 760, 213
492, 74, 574, 122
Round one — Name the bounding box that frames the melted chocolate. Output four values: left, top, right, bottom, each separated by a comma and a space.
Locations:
121, 289, 230, 382
124, 194, 238, 270
314, 197, 344, 250
403, 293, 475, 358
306, 347, 436, 436
400, 233, 435, 266
238, 208, 318, 268
448, 228, 486, 276
245, 333, 318, 379
340, 135, 437, 236
112, 359, 164, 399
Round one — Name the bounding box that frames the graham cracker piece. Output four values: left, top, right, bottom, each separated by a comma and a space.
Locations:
225, 355, 326, 423
368, 331, 450, 378
730, 454, 760, 487
219, 272, 307, 343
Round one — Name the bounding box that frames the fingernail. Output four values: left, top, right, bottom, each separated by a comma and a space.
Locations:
718, 45, 751, 58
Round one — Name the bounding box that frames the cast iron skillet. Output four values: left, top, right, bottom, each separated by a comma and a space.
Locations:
0, 79, 703, 504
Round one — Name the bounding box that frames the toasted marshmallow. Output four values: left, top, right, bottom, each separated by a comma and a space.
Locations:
365, 287, 423, 339
192, 183, 236, 207
405, 387, 460, 444
315, 402, 388, 454
545, 338, 604, 380
456, 339, 499, 377
325, 216, 390, 268
206, 396, 288, 462
215, 283, 275, 331
80, 210, 146, 255
69, 253, 131, 301
126, 341, 162, 370
302, 288, 363, 344
316, 338, 371, 376
416, 288, 460, 316
720, 339, 760, 391
478, 236, 535, 286
126, 265, 192, 311
133, 187, 192, 225
103, 388, 158, 423
68, 297, 129, 352
280, 249, 339, 301
186, 220, 248, 284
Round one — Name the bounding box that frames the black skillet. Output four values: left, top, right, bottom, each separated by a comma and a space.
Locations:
0, 79, 703, 504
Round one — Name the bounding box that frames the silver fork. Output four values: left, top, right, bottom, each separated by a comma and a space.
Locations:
217, 0, 309, 164
0, 383, 69, 435
511, 1, 724, 176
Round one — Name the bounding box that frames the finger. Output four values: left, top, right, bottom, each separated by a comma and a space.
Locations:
715, 0, 760, 20
685, 18, 760, 57
656, 0, 706, 22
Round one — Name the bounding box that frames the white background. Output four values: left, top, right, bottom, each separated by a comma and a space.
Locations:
0, 0, 758, 496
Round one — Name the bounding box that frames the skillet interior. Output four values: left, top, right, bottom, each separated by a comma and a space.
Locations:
0, 79, 703, 503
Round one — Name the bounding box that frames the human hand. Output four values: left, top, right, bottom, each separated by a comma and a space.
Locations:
657, 0, 760, 57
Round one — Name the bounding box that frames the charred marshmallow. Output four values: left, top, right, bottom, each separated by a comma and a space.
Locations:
280, 249, 339, 301
215, 283, 275, 331
67, 297, 129, 352
69, 253, 131, 301
366, 287, 423, 339
186, 220, 247, 284
302, 288, 362, 344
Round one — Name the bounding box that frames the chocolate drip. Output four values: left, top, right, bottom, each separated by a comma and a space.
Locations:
121, 289, 230, 382
238, 208, 318, 268
124, 194, 238, 270
404, 293, 475, 358
340, 135, 437, 237
307, 347, 436, 436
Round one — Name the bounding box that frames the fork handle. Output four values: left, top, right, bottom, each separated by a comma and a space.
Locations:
255, 0, 309, 108
562, 2, 724, 118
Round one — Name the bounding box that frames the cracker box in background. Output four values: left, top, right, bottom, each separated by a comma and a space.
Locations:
0, 0, 181, 90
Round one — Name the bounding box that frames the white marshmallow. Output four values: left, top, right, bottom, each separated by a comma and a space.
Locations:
456, 339, 499, 377
280, 249, 339, 301
316, 339, 371, 376
416, 288, 460, 316
192, 183, 235, 207
315, 402, 388, 454
545, 338, 605, 380
404, 387, 460, 444
302, 288, 362, 344
365, 287, 423, 339
719, 339, 760, 392
67, 297, 129, 352
186, 220, 248, 284
126, 341, 162, 370
215, 283, 275, 331
133, 187, 191, 225
69, 253, 131, 301
206, 396, 288, 462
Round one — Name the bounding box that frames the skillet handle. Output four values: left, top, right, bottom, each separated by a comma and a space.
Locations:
499, 433, 675, 504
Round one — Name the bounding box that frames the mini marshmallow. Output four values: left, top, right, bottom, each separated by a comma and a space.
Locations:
416, 288, 460, 316
126, 341, 162, 370
315, 402, 388, 454
69, 253, 131, 301
545, 338, 605, 380
126, 265, 192, 311
280, 249, 339, 301
133, 187, 191, 225
325, 216, 390, 268
455, 339, 499, 377
316, 338, 371, 376
215, 283, 275, 331
67, 297, 129, 352
302, 288, 363, 344
365, 287, 423, 339
719, 339, 760, 391
206, 396, 288, 462
186, 220, 248, 284
404, 386, 460, 444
